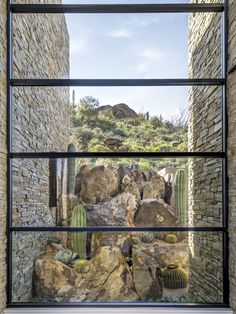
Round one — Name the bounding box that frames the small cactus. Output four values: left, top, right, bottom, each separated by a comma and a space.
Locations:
162, 264, 188, 289
47, 236, 61, 245
67, 143, 76, 195
165, 234, 177, 244
55, 249, 73, 265
74, 259, 90, 273
140, 232, 154, 243
174, 169, 187, 226
71, 204, 87, 259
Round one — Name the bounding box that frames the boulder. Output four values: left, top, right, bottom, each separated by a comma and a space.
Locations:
133, 238, 189, 269
142, 182, 158, 199
56, 247, 138, 302
150, 175, 165, 199
134, 199, 179, 227
85, 192, 137, 227
33, 249, 77, 299
75, 164, 90, 196
80, 165, 118, 204
132, 242, 163, 300
90, 233, 131, 259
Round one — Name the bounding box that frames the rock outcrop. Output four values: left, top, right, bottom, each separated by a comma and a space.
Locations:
33, 244, 77, 299
85, 191, 137, 227
135, 198, 179, 227
80, 165, 118, 204
96, 103, 138, 120
132, 241, 163, 300
56, 246, 139, 302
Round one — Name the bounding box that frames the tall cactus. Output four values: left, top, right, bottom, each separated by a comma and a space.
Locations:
71, 204, 87, 259
174, 169, 187, 226
67, 143, 76, 195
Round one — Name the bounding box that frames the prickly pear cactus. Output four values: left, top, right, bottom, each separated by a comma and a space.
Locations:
67, 143, 76, 195
165, 234, 177, 244
74, 259, 90, 273
55, 249, 73, 265
174, 169, 187, 226
162, 264, 188, 289
70, 204, 87, 259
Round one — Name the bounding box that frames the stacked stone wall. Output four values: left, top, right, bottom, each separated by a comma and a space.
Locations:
0, 0, 70, 306
188, 0, 236, 309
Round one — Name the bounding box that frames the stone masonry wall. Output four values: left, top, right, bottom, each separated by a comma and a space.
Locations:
189, 0, 236, 310
188, 1, 223, 303
227, 0, 236, 312
0, 0, 7, 312
0, 0, 70, 307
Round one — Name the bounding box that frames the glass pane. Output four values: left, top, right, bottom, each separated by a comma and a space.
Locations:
12, 231, 224, 304
12, 157, 223, 228
12, 85, 222, 153
12, 12, 222, 79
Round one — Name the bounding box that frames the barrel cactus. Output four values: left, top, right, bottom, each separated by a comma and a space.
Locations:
55, 249, 73, 265
71, 204, 87, 259
174, 169, 187, 226
165, 234, 177, 244
67, 143, 76, 195
162, 264, 188, 289
140, 232, 154, 243
74, 259, 90, 273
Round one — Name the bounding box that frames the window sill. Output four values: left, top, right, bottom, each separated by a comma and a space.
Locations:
4, 307, 233, 314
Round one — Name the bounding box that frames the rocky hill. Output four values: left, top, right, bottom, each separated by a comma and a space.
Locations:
96, 103, 139, 120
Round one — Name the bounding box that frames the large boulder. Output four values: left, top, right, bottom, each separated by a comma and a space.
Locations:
56, 247, 138, 302
33, 244, 77, 300
133, 237, 189, 269
132, 242, 163, 301
80, 165, 118, 204
75, 164, 90, 196
142, 182, 158, 199
85, 192, 137, 227
134, 199, 179, 227
90, 233, 130, 258
149, 175, 165, 199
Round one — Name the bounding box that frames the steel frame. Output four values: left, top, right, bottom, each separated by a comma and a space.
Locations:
6, 0, 229, 309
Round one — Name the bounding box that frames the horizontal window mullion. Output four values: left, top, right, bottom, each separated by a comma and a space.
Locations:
6, 301, 232, 308
10, 79, 226, 87
10, 226, 226, 232
10, 3, 224, 14
8, 301, 230, 308
10, 152, 226, 159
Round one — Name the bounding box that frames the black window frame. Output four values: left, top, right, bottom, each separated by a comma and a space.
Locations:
6, 0, 230, 309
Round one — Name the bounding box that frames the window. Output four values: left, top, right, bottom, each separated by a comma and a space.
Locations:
7, 0, 229, 308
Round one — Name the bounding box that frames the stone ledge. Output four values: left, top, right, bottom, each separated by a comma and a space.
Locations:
3, 307, 233, 314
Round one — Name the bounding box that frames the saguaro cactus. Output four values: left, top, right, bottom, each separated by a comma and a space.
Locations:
67, 143, 76, 195
174, 169, 187, 226
71, 204, 87, 259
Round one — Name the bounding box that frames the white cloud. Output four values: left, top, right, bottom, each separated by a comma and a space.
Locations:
107, 29, 132, 38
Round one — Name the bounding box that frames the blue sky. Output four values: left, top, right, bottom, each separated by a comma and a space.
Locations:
63, 1, 189, 119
